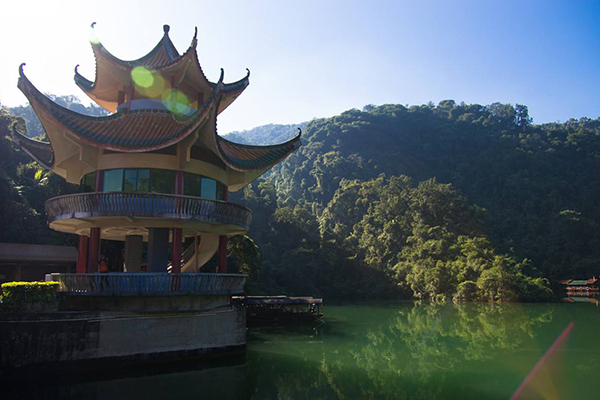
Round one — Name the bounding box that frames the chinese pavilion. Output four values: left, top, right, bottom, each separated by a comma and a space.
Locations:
12, 24, 301, 275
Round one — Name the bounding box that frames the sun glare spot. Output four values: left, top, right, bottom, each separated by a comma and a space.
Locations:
162, 89, 191, 115
132, 68, 166, 98
131, 67, 155, 88
88, 28, 100, 45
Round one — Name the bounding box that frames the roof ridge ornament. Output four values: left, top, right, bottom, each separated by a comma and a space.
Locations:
163, 25, 170, 34
218, 68, 225, 86
19, 63, 26, 76
91, 22, 96, 28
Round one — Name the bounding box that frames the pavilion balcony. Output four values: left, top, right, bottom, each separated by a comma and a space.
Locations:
46, 272, 247, 296
44, 192, 253, 239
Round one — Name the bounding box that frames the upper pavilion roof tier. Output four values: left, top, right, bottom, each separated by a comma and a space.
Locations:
74, 24, 249, 114
19, 64, 221, 152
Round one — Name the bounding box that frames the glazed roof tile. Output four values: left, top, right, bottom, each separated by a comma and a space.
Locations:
216, 128, 302, 171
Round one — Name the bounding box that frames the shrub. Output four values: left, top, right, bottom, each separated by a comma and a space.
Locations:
453, 281, 479, 302
0, 281, 60, 307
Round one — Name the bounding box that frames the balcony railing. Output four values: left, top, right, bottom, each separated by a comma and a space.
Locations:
46, 273, 247, 296
45, 192, 252, 230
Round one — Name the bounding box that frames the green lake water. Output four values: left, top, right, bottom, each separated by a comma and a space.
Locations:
4, 301, 599, 399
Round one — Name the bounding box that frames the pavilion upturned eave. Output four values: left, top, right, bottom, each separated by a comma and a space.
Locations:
216, 132, 302, 172
207, 93, 302, 172
10, 123, 55, 170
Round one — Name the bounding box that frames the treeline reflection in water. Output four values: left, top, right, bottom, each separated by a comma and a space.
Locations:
4, 302, 599, 400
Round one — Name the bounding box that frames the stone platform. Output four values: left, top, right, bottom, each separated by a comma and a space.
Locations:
0, 274, 247, 376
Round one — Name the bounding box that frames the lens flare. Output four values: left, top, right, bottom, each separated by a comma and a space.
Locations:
131, 68, 166, 98
89, 28, 100, 45
162, 89, 191, 115
510, 322, 574, 400
131, 67, 154, 88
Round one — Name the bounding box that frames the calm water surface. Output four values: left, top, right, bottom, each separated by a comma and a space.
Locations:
4, 301, 599, 399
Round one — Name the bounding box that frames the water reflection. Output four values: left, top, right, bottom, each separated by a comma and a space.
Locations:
243, 303, 561, 400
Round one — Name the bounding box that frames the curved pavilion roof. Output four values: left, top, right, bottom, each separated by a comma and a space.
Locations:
74, 24, 249, 114
14, 65, 301, 176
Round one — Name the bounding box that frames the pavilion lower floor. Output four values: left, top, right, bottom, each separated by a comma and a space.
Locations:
78, 228, 229, 274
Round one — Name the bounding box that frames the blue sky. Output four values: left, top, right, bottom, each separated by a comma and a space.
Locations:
1, 0, 599, 133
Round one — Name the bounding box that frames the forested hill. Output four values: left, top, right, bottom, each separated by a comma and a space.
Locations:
3, 99, 600, 302
231, 101, 600, 300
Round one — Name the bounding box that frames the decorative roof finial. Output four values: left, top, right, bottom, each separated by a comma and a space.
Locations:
19, 63, 26, 76
246, 68, 251, 77
91, 22, 96, 28
163, 25, 170, 34
297, 127, 302, 137
193, 27, 198, 40
74, 64, 80, 74
218, 68, 225, 84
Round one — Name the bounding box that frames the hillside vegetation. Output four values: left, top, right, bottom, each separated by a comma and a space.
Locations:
233, 101, 599, 301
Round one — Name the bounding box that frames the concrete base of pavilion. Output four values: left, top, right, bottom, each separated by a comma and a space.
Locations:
0, 294, 246, 376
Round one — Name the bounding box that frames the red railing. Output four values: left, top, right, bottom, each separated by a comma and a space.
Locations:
45, 192, 252, 230
45, 273, 247, 296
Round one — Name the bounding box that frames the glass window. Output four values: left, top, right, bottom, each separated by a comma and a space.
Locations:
137, 169, 150, 192
150, 170, 175, 194
184, 173, 201, 197
123, 169, 138, 191
201, 178, 217, 199
103, 169, 124, 192
80, 173, 95, 193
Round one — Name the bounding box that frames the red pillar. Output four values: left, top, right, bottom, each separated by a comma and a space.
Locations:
171, 171, 184, 273
218, 235, 227, 274
88, 228, 101, 273
174, 170, 184, 196
88, 170, 103, 273
127, 84, 134, 109
217, 184, 228, 273
172, 229, 183, 273
118, 90, 125, 106
77, 235, 88, 274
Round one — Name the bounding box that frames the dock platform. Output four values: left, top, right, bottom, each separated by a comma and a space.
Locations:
235, 296, 323, 324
